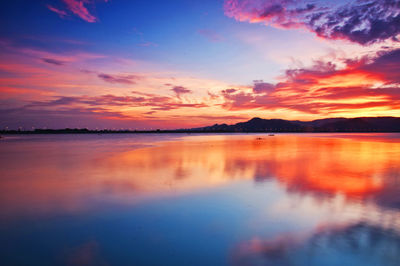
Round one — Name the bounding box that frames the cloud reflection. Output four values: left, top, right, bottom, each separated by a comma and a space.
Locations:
232, 222, 400, 266
0, 134, 399, 217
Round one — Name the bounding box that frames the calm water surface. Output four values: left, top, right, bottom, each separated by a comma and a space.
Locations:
1, 133, 400, 266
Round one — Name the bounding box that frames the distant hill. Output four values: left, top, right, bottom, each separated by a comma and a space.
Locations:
2, 117, 400, 134
192, 117, 400, 132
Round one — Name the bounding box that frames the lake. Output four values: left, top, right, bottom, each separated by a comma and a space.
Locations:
1, 133, 400, 266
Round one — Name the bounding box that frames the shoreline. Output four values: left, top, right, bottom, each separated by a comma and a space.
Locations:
2, 130, 400, 135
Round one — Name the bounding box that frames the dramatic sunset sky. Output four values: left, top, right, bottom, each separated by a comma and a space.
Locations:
1, 0, 400, 129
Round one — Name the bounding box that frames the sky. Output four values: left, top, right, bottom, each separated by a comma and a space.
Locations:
0, 0, 399, 129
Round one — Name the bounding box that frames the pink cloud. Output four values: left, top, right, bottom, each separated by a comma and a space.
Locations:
47, 5, 68, 18
48, 0, 109, 23
62, 0, 97, 23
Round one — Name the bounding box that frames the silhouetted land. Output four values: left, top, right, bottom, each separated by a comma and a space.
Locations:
1, 117, 400, 134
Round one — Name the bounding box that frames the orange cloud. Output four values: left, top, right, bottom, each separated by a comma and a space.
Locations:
220, 49, 400, 118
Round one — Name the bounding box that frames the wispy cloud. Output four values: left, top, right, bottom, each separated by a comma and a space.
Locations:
97, 73, 141, 84
26, 91, 208, 112
47, 0, 109, 23
0, 88, 212, 128
198, 29, 224, 42
63, 0, 97, 23
41, 58, 66, 66
47, 5, 68, 18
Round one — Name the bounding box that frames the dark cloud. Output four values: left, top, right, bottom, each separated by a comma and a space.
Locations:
253, 81, 275, 94
261, 4, 284, 18
144, 111, 156, 115
171, 86, 192, 97
224, 0, 400, 45
310, 0, 400, 45
41, 58, 66, 66
98, 73, 140, 84
222, 88, 237, 94
361, 48, 400, 83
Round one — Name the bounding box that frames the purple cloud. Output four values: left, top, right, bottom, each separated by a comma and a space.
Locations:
41, 58, 66, 66
224, 0, 400, 45
222, 88, 237, 94
171, 86, 192, 98
25, 91, 208, 112
253, 81, 275, 94
98, 73, 140, 84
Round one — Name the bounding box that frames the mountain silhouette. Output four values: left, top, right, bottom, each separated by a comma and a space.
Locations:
193, 117, 400, 132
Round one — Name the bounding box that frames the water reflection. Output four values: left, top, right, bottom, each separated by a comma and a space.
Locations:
64, 241, 107, 266
1, 134, 400, 215
103, 134, 400, 203
0, 133, 400, 265
232, 222, 400, 266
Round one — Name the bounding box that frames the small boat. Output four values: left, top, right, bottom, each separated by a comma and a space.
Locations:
268, 133, 275, 136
